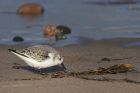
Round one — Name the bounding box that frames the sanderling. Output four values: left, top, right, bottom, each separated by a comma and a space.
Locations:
8, 45, 66, 73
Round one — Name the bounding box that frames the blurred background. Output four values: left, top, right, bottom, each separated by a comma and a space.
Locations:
0, 0, 140, 46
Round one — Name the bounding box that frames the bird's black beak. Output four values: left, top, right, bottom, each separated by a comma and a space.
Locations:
61, 63, 66, 70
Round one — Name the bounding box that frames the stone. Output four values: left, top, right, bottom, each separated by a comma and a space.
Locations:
43, 25, 58, 37
56, 25, 71, 34
101, 57, 111, 61
13, 36, 24, 42
43, 25, 71, 40
17, 3, 44, 16
43, 25, 71, 37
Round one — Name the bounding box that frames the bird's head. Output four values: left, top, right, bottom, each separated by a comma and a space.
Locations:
48, 53, 63, 65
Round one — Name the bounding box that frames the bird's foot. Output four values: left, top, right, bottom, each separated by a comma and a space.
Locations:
40, 72, 48, 75
37, 69, 48, 75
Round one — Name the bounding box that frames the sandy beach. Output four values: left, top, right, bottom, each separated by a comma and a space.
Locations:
0, 38, 140, 93
0, 0, 140, 92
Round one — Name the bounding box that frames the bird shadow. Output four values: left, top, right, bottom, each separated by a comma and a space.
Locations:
12, 65, 65, 75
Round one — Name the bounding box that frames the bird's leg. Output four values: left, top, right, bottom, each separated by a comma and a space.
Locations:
38, 69, 42, 74
30, 67, 43, 74
39, 69, 44, 75
31, 67, 38, 73
38, 69, 47, 75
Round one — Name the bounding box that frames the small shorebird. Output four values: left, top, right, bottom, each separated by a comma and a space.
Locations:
8, 45, 66, 73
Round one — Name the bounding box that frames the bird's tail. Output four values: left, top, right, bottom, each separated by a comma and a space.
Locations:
8, 49, 21, 55
8, 48, 28, 58
8, 48, 17, 53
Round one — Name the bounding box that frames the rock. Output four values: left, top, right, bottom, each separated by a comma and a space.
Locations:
56, 25, 71, 34
43, 25, 71, 36
43, 25, 58, 37
17, 3, 44, 16
43, 25, 71, 40
12, 65, 20, 69
101, 57, 111, 61
13, 36, 24, 42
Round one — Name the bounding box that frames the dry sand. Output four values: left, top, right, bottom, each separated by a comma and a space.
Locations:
0, 38, 140, 93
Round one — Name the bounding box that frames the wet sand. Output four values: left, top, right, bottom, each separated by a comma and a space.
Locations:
0, 78, 140, 93
0, 38, 140, 93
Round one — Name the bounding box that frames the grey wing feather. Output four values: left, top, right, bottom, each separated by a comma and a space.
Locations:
19, 45, 58, 62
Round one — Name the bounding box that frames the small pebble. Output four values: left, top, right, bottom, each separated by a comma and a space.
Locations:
101, 57, 111, 61
13, 36, 24, 42
12, 66, 20, 69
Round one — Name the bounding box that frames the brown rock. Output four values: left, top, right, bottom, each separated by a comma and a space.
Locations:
17, 3, 44, 16
43, 25, 71, 37
43, 25, 60, 37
